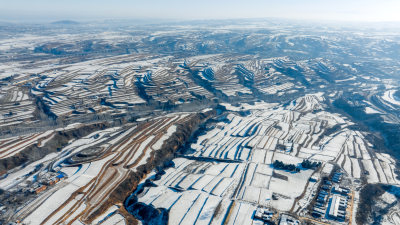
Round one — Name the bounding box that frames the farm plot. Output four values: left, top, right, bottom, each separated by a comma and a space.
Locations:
133, 96, 389, 223
11, 84, 398, 225
0, 130, 55, 159
138, 95, 400, 223
19, 113, 195, 225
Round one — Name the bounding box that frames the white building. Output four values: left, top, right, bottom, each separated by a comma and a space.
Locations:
328, 195, 347, 220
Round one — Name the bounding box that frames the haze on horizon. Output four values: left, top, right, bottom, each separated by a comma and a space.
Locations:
1, 0, 400, 23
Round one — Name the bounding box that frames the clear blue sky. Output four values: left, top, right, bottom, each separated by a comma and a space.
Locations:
1, 0, 400, 22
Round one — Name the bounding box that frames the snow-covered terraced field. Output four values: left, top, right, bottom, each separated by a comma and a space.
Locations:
7, 113, 196, 225
2, 22, 400, 225
134, 93, 400, 224
0, 130, 55, 159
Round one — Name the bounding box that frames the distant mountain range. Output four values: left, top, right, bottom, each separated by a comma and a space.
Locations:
51, 20, 79, 25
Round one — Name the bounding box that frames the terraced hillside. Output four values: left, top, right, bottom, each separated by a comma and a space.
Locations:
1, 19, 400, 225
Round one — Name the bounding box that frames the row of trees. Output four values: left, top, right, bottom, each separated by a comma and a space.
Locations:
273, 160, 300, 172
273, 159, 321, 173
301, 159, 322, 169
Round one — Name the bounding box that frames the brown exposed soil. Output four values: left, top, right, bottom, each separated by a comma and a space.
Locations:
85, 110, 216, 224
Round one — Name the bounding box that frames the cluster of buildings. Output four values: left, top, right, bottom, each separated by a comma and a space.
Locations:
31, 173, 65, 194
312, 179, 332, 218
311, 171, 351, 222
254, 207, 275, 223
332, 172, 342, 183
254, 207, 300, 225
328, 172, 350, 221
12, 171, 66, 194
279, 214, 300, 225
